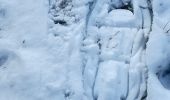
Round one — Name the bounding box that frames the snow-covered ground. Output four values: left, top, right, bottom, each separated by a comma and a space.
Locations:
0, 0, 170, 100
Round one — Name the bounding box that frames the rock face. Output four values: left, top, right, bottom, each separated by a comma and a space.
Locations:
0, 0, 170, 100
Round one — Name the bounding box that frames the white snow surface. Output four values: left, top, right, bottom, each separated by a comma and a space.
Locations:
0, 0, 169, 100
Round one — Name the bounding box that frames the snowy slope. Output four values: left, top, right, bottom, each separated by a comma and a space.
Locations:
0, 0, 169, 100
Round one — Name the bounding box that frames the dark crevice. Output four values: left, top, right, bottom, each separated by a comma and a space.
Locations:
161, 68, 170, 77
165, 27, 170, 33
53, 20, 67, 25
119, 2, 133, 13
143, 37, 148, 50
139, 7, 144, 29
22, 40, 25, 44
64, 91, 71, 98
92, 62, 99, 100
109, 1, 133, 13
157, 64, 170, 90
59, 0, 71, 9
97, 39, 101, 50
148, 0, 153, 32
64, 88, 74, 100
0, 55, 8, 66
0, 52, 9, 67
53, 33, 59, 37
141, 67, 149, 100
0, 8, 6, 17
94, 97, 97, 100
120, 96, 126, 100
141, 90, 147, 100
126, 71, 129, 100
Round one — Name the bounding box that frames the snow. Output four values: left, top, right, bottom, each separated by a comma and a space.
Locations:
146, 0, 170, 100
0, 0, 170, 100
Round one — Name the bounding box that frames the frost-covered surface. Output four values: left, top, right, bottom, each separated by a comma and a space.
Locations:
0, 0, 169, 100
